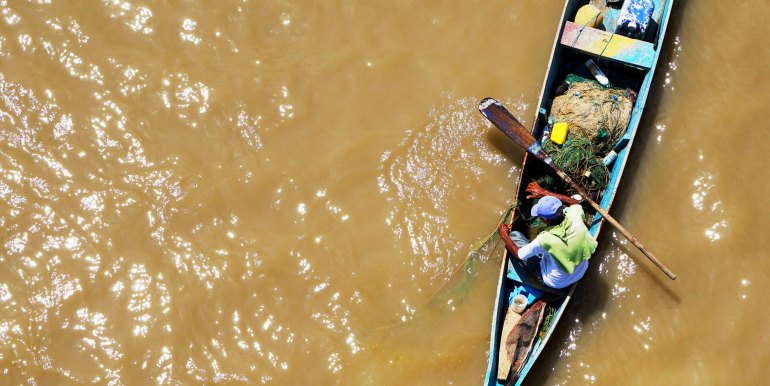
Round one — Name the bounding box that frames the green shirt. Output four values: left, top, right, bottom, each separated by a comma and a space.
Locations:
535, 205, 598, 274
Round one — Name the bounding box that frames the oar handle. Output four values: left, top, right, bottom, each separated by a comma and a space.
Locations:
479, 98, 677, 280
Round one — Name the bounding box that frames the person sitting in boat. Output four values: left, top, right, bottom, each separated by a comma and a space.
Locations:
497, 194, 597, 290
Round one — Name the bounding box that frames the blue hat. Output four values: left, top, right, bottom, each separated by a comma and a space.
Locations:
531, 196, 563, 219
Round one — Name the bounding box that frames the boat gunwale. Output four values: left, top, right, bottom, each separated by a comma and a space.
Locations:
484, 0, 675, 384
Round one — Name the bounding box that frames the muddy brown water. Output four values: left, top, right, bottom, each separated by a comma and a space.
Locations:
1, 0, 768, 384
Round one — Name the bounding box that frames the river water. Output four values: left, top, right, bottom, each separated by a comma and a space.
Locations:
0, 0, 768, 384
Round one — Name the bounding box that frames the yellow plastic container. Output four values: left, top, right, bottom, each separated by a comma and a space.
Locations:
551, 122, 569, 145
575, 4, 602, 28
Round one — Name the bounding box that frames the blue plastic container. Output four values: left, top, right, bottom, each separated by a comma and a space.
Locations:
616, 0, 655, 41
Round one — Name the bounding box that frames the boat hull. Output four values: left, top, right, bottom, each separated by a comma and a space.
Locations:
484, 1, 674, 384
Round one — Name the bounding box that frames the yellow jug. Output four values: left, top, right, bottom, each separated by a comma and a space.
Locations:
551, 122, 568, 145
575, 4, 603, 28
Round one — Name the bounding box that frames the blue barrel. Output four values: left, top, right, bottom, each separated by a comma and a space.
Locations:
615, 0, 655, 40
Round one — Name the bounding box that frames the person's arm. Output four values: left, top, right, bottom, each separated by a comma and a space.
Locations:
497, 224, 520, 256
525, 181, 581, 205
498, 224, 544, 260
516, 238, 542, 260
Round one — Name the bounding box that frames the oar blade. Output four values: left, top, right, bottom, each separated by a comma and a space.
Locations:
478, 98, 536, 150
478, 98, 552, 166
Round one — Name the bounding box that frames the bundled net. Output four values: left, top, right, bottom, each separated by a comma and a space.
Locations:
550, 74, 634, 156
535, 75, 635, 197
542, 137, 609, 193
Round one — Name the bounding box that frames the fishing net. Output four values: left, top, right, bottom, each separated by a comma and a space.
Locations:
526, 216, 548, 241
426, 204, 517, 306
542, 137, 609, 193
550, 74, 633, 156
534, 74, 634, 198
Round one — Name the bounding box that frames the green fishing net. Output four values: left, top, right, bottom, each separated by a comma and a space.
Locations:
542, 137, 609, 193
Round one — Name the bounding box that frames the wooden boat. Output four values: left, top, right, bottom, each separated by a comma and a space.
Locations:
483, 0, 674, 384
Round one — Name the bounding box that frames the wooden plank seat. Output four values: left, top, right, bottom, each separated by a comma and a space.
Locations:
560, 21, 655, 70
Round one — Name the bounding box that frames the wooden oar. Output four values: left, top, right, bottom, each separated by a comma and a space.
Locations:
478, 98, 676, 280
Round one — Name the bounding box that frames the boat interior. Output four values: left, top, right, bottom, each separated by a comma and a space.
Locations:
514, 0, 668, 236
489, 1, 671, 384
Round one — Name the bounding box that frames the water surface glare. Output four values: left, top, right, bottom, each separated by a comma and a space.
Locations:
0, 0, 768, 384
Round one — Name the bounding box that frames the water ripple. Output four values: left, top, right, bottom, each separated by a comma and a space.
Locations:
378, 95, 523, 277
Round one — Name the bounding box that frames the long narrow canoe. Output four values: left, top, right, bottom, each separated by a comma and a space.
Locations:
484, 1, 673, 384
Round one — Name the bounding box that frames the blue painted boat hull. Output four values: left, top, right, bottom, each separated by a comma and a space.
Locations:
484, 1, 674, 384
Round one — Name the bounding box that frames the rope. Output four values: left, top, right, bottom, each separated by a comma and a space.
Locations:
568, 11, 603, 48
566, 6, 616, 66
596, 31, 617, 63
